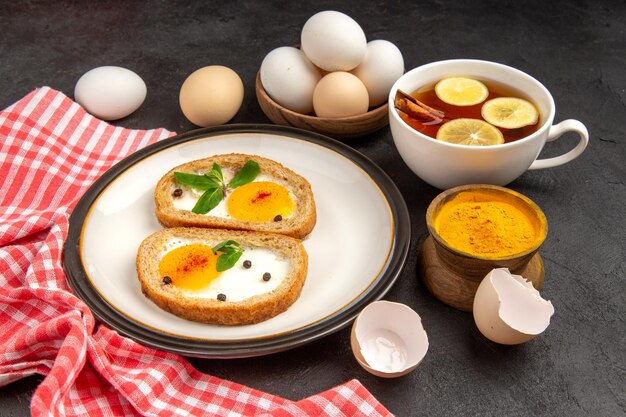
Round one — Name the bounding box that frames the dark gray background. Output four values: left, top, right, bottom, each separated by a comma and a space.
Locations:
1, 1, 624, 416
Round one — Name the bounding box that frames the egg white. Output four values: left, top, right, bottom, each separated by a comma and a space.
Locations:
171, 168, 296, 219
161, 238, 289, 302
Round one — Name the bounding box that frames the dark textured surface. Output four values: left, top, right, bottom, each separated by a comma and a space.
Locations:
1, 1, 625, 416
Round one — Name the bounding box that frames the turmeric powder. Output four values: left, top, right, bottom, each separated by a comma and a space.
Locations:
435, 193, 538, 259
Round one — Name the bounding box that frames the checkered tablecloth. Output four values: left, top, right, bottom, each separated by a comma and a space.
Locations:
0, 87, 391, 416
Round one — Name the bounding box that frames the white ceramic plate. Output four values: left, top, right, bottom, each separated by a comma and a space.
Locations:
64, 125, 410, 357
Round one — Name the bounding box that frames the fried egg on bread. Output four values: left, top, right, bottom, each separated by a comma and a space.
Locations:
154, 154, 316, 239
136, 227, 308, 325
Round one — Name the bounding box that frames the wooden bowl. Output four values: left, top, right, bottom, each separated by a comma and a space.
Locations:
419, 184, 548, 311
255, 71, 389, 140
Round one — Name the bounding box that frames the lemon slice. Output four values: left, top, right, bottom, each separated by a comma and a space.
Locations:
436, 118, 504, 146
434, 77, 489, 106
481, 97, 539, 129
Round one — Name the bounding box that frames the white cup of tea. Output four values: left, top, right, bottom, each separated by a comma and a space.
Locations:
388, 59, 589, 189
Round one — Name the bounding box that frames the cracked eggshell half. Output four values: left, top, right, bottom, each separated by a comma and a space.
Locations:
350, 301, 428, 378
473, 268, 555, 345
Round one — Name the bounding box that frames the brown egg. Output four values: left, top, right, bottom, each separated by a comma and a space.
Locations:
179, 65, 244, 127
312, 71, 369, 118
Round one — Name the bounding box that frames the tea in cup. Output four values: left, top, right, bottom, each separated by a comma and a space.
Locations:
388, 59, 589, 189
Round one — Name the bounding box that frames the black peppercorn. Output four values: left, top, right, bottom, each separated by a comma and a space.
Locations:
243, 260, 252, 269
273, 214, 282, 222
262, 272, 271, 281
172, 188, 183, 197
217, 293, 226, 301
162, 276, 172, 285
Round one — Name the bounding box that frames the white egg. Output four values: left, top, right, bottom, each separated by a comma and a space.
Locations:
300, 10, 367, 71
350, 301, 428, 378
74, 66, 147, 120
351, 40, 405, 106
473, 268, 555, 345
260, 46, 322, 114
161, 238, 289, 302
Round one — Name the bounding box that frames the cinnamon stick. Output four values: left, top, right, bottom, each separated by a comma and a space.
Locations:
394, 89, 446, 124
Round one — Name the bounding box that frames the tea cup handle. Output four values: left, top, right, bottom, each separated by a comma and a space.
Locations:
528, 120, 589, 170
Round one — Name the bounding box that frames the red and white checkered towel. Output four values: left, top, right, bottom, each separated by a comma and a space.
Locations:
0, 87, 391, 417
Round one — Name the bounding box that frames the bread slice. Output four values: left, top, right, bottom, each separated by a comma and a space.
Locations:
136, 227, 308, 325
154, 153, 316, 239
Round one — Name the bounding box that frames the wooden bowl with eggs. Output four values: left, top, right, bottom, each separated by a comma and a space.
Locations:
255, 71, 389, 140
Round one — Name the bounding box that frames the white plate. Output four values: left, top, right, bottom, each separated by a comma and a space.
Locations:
64, 125, 410, 357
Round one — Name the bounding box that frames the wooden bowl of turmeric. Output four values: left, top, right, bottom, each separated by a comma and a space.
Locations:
419, 184, 548, 312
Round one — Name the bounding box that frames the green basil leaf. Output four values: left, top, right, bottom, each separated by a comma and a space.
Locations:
174, 172, 220, 190
213, 240, 243, 271
212, 239, 241, 254
191, 187, 223, 214
216, 250, 243, 272
228, 160, 260, 188
205, 163, 224, 185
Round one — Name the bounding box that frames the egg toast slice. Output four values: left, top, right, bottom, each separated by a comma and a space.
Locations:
136, 227, 308, 325
154, 153, 316, 239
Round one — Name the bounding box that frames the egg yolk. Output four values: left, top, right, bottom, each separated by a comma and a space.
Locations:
226, 182, 294, 222
158, 244, 220, 291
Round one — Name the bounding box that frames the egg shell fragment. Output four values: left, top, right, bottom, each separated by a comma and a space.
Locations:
351, 301, 428, 378
313, 72, 369, 118
260, 46, 321, 114
473, 268, 555, 345
351, 40, 405, 107
179, 65, 244, 127
74, 66, 147, 120
300, 10, 367, 72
